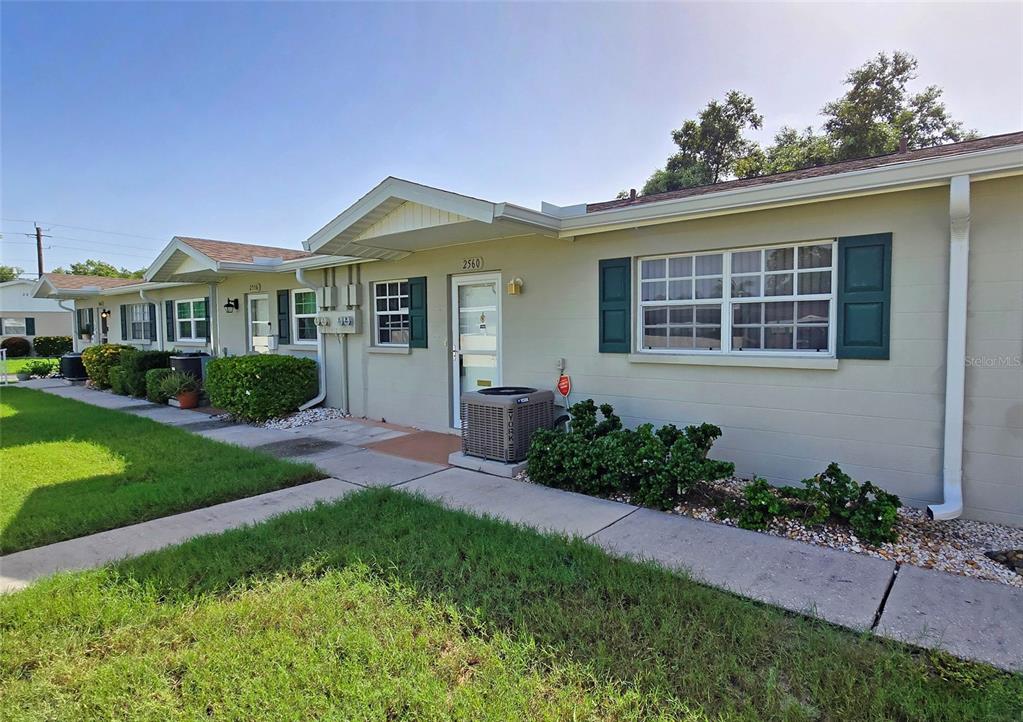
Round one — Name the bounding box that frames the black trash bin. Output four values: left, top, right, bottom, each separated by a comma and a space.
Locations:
59, 352, 88, 381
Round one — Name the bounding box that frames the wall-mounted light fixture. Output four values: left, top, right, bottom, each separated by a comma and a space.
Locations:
99, 308, 111, 319
506, 278, 524, 296
224, 298, 240, 314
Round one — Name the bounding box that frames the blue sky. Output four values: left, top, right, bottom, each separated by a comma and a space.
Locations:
3, 2, 1021, 273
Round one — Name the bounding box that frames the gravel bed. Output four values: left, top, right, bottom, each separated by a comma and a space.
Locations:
520, 473, 1023, 588
211, 407, 348, 430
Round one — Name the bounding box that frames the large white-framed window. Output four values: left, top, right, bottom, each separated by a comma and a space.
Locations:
637, 239, 836, 356
175, 298, 208, 341
126, 303, 153, 341
2, 318, 27, 335
292, 289, 318, 344
373, 280, 410, 346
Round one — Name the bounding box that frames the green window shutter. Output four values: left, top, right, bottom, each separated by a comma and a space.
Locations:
88, 309, 95, 335
836, 233, 892, 359
120, 305, 128, 340
165, 300, 175, 342
25, 317, 35, 336
146, 303, 157, 342
408, 276, 428, 348
203, 296, 211, 341
276, 290, 291, 344
598, 257, 632, 353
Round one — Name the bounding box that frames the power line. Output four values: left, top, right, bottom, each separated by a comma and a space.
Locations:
1, 217, 168, 243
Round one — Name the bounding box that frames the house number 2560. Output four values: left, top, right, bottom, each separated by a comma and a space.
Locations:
461, 257, 483, 271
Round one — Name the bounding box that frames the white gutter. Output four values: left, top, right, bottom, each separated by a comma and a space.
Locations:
929, 174, 971, 520
295, 267, 327, 410
139, 289, 163, 350
57, 300, 77, 352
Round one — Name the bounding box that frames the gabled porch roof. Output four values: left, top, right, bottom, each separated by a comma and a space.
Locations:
303, 177, 560, 259
145, 236, 361, 283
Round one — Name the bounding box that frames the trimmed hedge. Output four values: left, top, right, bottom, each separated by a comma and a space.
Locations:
1, 337, 31, 358
109, 366, 130, 395
80, 344, 134, 389
205, 354, 318, 422
33, 336, 73, 357
145, 368, 175, 403
118, 350, 173, 397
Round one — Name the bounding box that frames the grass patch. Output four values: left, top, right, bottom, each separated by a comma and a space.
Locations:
0, 387, 320, 553
3, 357, 58, 375
2, 489, 1018, 720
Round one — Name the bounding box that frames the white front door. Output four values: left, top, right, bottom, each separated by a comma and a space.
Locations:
248, 294, 271, 353
451, 273, 501, 428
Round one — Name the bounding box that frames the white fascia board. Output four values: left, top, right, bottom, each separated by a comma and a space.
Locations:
493, 203, 562, 232
99, 281, 182, 295
144, 237, 217, 282
560, 145, 1023, 238
305, 177, 498, 252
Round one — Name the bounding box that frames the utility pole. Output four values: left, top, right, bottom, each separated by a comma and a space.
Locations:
35, 224, 44, 276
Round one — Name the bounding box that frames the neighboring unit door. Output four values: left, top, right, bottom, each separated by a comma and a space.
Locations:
248, 294, 272, 353
451, 273, 501, 428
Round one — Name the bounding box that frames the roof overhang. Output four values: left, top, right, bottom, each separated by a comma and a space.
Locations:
145, 236, 361, 282
306, 145, 1023, 256
304, 177, 560, 259
31, 277, 183, 301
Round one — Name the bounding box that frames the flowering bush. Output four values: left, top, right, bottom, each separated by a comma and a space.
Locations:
204, 354, 318, 422
32, 336, 73, 357
81, 344, 134, 389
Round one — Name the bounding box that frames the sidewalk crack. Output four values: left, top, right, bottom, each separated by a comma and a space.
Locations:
871, 562, 901, 630
584, 506, 641, 541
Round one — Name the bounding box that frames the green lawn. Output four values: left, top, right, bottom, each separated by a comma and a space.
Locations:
3, 357, 58, 375
2, 489, 1018, 721
0, 387, 320, 553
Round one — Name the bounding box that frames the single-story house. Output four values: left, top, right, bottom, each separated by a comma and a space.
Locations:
34, 132, 1023, 526
0, 278, 74, 345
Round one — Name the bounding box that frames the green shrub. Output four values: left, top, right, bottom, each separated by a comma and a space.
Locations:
108, 366, 130, 395
159, 370, 200, 398
81, 344, 134, 389
32, 336, 73, 357
21, 358, 57, 378
849, 482, 902, 545
118, 350, 173, 397
204, 354, 318, 422
1, 337, 31, 357
145, 368, 174, 403
526, 400, 734, 510
735, 478, 790, 531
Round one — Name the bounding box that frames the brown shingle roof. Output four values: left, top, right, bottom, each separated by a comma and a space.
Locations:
177, 237, 314, 263
587, 131, 1023, 213
42, 273, 143, 290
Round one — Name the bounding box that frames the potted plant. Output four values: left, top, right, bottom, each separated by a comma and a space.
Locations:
159, 370, 201, 409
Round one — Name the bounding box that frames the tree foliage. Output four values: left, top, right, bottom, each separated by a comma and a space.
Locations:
51, 259, 145, 278
0, 265, 24, 282
641, 91, 762, 195
637, 51, 976, 193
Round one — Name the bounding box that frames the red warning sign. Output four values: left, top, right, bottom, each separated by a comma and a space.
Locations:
556, 374, 571, 397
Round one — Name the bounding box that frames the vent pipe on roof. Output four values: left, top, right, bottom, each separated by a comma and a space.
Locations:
929, 174, 970, 521
898, 136, 908, 154
630, 188, 637, 201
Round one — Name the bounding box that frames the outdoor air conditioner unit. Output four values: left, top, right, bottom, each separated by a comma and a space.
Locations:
461, 386, 554, 463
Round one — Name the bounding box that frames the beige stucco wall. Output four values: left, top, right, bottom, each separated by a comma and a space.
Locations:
323, 177, 1021, 526
962, 178, 1023, 526
0, 311, 73, 340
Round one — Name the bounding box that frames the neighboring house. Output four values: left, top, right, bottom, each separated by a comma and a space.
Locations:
33, 132, 1023, 527
0, 278, 74, 347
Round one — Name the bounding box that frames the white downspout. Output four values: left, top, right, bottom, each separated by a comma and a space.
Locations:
58, 300, 77, 352
929, 174, 970, 520
139, 290, 163, 350
296, 267, 327, 410
207, 283, 218, 356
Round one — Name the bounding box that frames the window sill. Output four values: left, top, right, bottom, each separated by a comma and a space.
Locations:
174, 340, 208, 346
368, 345, 411, 355
628, 353, 838, 370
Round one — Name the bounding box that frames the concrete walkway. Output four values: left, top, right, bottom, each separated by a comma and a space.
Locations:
4, 381, 1021, 671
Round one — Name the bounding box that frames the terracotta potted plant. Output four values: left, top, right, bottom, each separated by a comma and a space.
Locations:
160, 370, 201, 409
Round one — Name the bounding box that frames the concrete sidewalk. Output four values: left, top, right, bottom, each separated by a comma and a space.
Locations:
7, 381, 1022, 671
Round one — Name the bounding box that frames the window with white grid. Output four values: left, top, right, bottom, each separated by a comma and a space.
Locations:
638, 240, 836, 355
127, 303, 152, 341
373, 280, 410, 346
